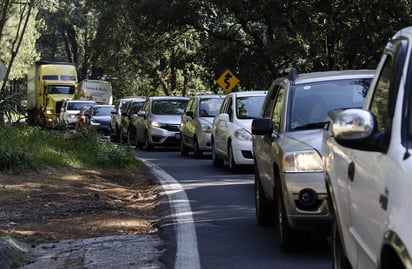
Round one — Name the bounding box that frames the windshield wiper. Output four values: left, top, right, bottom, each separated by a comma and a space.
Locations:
293, 121, 328, 130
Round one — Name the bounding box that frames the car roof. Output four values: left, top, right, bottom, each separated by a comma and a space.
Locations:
148, 96, 189, 100
227, 90, 267, 97
92, 104, 114, 107
193, 94, 226, 99
277, 69, 375, 85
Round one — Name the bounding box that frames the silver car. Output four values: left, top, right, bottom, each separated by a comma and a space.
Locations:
251, 68, 375, 251
180, 94, 225, 158
135, 96, 189, 150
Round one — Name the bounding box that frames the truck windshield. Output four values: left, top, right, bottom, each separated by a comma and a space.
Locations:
47, 86, 75, 94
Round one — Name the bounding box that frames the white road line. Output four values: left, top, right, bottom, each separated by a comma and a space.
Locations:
141, 159, 200, 269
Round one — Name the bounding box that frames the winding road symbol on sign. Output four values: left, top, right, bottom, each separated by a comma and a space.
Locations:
216, 69, 239, 93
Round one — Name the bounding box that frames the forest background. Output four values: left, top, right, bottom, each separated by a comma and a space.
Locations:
0, 0, 411, 101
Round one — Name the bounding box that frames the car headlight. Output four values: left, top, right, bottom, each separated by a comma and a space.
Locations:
201, 123, 212, 133
151, 121, 162, 128
69, 114, 76, 119
46, 109, 54, 115
90, 119, 100, 126
282, 150, 323, 172
234, 128, 252, 141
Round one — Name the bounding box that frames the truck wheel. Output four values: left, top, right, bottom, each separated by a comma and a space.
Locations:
275, 178, 297, 251
255, 170, 274, 225
332, 221, 352, 269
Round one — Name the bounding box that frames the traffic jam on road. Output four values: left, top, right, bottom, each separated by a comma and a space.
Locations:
28, 27, 412, 269
53, 27, 412, 269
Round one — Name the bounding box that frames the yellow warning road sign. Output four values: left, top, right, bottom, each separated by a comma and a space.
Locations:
216, 69, 239, 93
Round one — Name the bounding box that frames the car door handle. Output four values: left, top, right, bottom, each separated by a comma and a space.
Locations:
348, 162, 355, 182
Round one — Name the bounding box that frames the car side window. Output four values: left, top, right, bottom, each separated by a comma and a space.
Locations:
262, 84, 279, 118
370, 56, 393, 134
219, 96, 230, 114
185, 98, 194, 113
271, 85, 286, 134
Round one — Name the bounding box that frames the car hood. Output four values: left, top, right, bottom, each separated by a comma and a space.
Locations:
283, 129, 323, 154
91, 116, 111, 123
151, 114, 182, 124
237, 119, 253, 132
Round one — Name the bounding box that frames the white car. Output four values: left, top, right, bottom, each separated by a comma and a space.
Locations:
135, 96, 189, 150
211, 90, 266, 171
180, 94, 225, 158
59, 99, 96, 130
323, 26, 412, 269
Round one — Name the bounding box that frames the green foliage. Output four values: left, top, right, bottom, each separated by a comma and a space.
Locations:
0, 125, 139, 171
0, 90, 25, 124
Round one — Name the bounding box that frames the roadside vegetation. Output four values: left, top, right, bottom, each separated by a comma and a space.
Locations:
0, 125, 139, 172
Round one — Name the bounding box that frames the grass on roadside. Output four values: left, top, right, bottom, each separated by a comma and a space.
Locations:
0, 125, 139, 172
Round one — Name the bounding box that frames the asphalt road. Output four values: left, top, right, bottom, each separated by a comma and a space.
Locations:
138, 148, 332, 269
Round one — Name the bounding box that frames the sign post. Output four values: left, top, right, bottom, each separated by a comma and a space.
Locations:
216, 69, 239, 93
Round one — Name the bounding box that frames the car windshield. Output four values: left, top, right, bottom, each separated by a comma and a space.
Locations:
199, 98, 224, 117
130, 101, 145, 114
236, 96, 265, 119
47, 85, 75, 94
290, 78, 372, 131
67, 102, 95, 110
152, 100, 188, 115
92, 106, 113, 116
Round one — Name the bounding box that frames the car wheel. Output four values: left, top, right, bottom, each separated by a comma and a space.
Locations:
275, 177, 296, 251
228, 144, 238, 172
144, 131, 153, 151
255, 169, 274, 226
193, 137, 203, 159
180, 135, 189, 156
332, 220, 352, 269
128, 127, 135, 145
212, 141, 224, 167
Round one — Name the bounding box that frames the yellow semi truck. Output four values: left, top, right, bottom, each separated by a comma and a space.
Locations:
26, 61, 78, 128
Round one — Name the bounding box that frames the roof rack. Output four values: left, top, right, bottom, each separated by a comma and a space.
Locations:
278, 67, 298, 81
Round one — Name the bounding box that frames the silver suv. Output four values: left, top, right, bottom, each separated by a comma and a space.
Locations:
251, 69, 374, 251
59, 99, 96, 130
180, 94, 225, 158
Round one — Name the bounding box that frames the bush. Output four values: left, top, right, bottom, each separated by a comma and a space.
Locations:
0, 125, 139, 172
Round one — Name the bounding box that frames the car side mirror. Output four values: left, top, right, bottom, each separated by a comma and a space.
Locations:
332, 108, 385, 152
252, 118, 273, 135
137, 110, 146, 119
186, 111, 194, 118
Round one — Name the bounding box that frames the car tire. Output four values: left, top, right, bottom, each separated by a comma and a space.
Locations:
255, 170, 274, 226
144, 131, 153, 151
332, 220, 352, 269
193, 137, 203, 159
128, 127, 135, 145
228, 144, 237, 172
212, 141, 224, 167
275, 177, 297, 252
180, 136, 189, 156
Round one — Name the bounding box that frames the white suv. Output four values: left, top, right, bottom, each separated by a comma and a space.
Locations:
211, 90, 266, 171
323, 26, 412, 268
